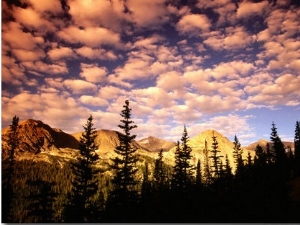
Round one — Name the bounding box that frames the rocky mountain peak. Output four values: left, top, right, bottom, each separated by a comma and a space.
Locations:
2, 119, 79, 157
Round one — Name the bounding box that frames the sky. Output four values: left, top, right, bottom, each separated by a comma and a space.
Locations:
1, 0, 300, 145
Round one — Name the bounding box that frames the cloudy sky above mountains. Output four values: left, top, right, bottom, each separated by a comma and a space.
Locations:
2, 0, 300, 145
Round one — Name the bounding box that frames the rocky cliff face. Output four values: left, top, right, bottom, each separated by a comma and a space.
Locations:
138, 136, 176, 152
1, 119, 79, 158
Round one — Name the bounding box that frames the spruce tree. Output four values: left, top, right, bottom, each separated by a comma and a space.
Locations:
270, 122, 286, 165
203, 139, 211, 185
294, 121, 300, 175
209, 132, 223, 179
195, 159, 202, 188
26, 179, 58, 222
255, 144, 266, 167
2, 116, 19, 222
232, 135, 244, 175
106, 100, 139, 222
171, 125, 194, 192
153, 149, 166, 189
64, 115, 100, 222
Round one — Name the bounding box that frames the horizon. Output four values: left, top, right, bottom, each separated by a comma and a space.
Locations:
2, 0, 300, 145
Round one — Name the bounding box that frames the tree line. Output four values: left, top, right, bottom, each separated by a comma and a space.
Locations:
2, 100, 300, 222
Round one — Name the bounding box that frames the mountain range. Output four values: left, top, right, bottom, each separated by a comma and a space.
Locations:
1, 119, 294, 169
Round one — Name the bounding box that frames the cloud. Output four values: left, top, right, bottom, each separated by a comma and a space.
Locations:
2, 92, 90, 133
2, 22, 44, 51
98, 85, 127, 100
12, 4, 56, 33
196, 0, 236, 25
57, 26, 121, 48
177, 14, 211, 35
223, 26, 255, 50
79, 63, 108, 83
237, 1, 269, 18
247, 74, 300, 107
68, 0, 131, 32
79, 95, 108, 106
63, 79, 98, 94
22, 61, 68, 75
47, 47, 74, 61
12, 49, 45, 61
2, 55, 26, 85
125, 0, 170, 28
75, 46, 118, 61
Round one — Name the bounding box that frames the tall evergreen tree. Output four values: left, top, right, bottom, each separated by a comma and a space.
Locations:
141, 161, 151, 203
209, 132, 223, 179
106, 100, 139, 222
195, 159, 202, 188
153, 149, 167, 188
254, 144, 266, 167
26, 179, 58, 222
232, 135, 244, 175
266, 142, 273, 164
171, 126, 194, 192
203, 139, 211, 185
270, 122, 286, 165
224, 154, 233, 177
294, 121, 300, 175
2, 116, 19, 222
64, 115, 100, 222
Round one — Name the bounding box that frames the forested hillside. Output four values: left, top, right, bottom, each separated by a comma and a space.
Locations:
2, 102, 300, 222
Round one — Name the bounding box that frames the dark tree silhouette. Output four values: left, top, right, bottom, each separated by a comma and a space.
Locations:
105, 100, 139, 222
153, 149, 167, 189
270, 122, 286, 166
232, 135, 244, 175
195, 159, 202, 188
209, 132, 223, 179
254, 144, 266, 167
26, 179, 58, 222
64, 115, 100, 222
171, 125, 194, 193
2, 116, 19, 222
294, 121, 300, 175
202, 139, 211, 185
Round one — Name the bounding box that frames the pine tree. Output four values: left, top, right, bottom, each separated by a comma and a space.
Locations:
203, 139, 211, 185
254, 144, 266, 167
171, 125, 194, 192
270, 122, 286, 165
232, 135, 244, 175
209, 132, 223, 179
106, 100, 139, 222
141, 161, 151, 203
64, 115, 100, 222
153, 149, 166, 188
266, 142, 273, 164
26, 179, 58, 222
2, 116, 19, 222
195, 159, 202, 188
294, 121, 300, 176
224, 154, 233, 177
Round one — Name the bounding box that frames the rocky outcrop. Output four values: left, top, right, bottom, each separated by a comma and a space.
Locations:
138, 136, 176, 152
1, 119, 79, 157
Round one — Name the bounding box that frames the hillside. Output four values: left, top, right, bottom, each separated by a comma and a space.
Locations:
137, 136, 176, 152
164, 129, 255, 170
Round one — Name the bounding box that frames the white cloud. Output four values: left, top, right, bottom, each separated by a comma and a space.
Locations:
80, 63, 108, 83
237, 1, 269, 18
75, 46, 118, 61
63, 79, 98, 94
48, 47, 74, 61
177, 14, 211, 35
79, 95, 108, 106
57, 26, 121, 48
